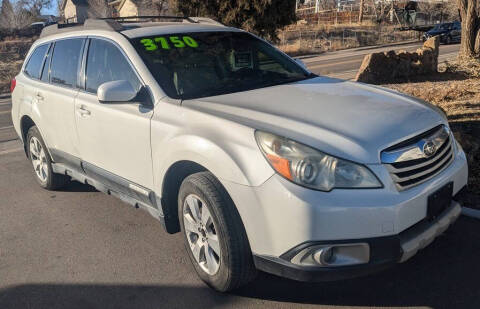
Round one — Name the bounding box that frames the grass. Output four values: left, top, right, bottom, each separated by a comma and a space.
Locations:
0, 61, 22, 93
0, 39, 35, 93
278, 24, 419, 57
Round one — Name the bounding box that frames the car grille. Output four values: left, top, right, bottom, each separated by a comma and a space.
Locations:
381, 125, 454, 191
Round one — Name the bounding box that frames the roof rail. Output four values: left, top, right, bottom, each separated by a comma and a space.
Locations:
39, 16, 224, 38
187, 17, 224, 26
100, 15, 197, 23
100, 15, 224, 26
40, 19, 124, 38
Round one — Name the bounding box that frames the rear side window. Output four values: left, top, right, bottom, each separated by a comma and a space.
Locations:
85, 38, 141, 94
50, 39, 84, 88
24, 44, 49, 79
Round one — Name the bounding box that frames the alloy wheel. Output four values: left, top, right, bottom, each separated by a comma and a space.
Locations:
183, 194, 221, 275
29, 136, 48, 182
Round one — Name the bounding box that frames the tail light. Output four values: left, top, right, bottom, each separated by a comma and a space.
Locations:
10, 78, 16, 93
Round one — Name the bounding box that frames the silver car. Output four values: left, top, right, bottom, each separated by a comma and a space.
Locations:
11, 17, 468, 291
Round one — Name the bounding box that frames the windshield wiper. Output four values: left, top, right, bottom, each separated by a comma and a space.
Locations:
181, 74, 317, 100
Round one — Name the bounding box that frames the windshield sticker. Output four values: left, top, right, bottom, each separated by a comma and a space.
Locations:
232, 52, 253, 69
140, 36, 198, 51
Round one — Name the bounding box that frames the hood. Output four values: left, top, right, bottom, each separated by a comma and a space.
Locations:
182, 77, 446, 164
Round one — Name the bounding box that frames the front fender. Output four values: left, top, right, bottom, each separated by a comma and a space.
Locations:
153, 132, 273, 193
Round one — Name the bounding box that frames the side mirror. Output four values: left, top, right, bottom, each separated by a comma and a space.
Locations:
295, 58, 308, 70
97, 80, 138, 103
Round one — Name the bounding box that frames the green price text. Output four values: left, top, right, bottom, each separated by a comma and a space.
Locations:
140, 36, 199, 51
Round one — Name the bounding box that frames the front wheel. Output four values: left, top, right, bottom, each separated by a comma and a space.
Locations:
26, 126, 70, 190
178, 172, 256, 291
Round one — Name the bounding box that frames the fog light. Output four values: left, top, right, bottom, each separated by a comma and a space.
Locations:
313, 247, 335, 265
290, 243, 370, 267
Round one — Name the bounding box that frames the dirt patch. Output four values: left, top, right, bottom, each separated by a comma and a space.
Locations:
383, 69, 480, 208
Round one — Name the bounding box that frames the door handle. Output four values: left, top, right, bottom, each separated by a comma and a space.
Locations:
77, 105, 91, 116
36, 93, 44, 101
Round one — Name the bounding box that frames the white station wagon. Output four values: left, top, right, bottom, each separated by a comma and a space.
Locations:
11, 17, 468, 291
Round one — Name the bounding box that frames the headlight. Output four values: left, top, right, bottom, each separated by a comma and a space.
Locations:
255, 131, 382, 191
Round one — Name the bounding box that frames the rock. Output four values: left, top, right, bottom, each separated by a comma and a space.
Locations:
355, 52, 390, 84
423, 36, 440, 58
421, 36, 440, 72
355, 36, 440, 84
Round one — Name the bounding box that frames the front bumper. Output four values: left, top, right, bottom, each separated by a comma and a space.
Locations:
253, 201, 462, 282
221, 148, 468, 258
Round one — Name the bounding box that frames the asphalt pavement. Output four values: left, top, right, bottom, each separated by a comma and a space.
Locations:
303, 41, 460, 79
1, 42, 478, 309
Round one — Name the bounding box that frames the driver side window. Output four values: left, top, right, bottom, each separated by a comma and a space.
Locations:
85, 38, 141, 94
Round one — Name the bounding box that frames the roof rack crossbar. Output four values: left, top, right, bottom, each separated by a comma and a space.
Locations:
99, 15, 224, 26
99, 15, 198, 23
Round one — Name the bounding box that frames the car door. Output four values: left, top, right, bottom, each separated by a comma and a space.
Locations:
74, 37, 154, 193
21, 43, 50, 132
35, 38, 85, 161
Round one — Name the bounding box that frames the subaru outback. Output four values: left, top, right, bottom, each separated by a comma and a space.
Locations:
11, 17, 468, 291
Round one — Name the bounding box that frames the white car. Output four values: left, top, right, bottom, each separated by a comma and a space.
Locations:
11, 17, 468, 291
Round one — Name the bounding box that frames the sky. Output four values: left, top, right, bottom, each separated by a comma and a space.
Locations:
41, 0, 59, 16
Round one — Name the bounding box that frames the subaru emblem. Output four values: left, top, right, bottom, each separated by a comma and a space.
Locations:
423, 140, 437, 157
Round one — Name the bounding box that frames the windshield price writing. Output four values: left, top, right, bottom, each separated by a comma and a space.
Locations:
140, 36, 199, 51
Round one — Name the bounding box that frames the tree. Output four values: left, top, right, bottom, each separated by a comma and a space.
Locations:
358, 0, 364, 23
0, 0, 15, 29
14, 2, 36, 28
87, 0, 113, 18
140, 0, 177, 15
17, 0, 51, 17
176, 0, 296, 41
457, 0, 479, 59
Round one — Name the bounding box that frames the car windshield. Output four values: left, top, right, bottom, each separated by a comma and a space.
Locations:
130, 31, 313, 100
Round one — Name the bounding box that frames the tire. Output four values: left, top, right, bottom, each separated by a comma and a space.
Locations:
26, 126, 70, 190
178, 171, 256, 291
445, 36, 452, 45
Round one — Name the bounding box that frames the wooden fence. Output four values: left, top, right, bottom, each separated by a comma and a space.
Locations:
297, 8, 376, 25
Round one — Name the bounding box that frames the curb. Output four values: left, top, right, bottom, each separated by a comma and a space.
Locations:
295, 53, 324, 60
295, 40, 421, 59
462, 207, 480, 219
353, 40, 420, 52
